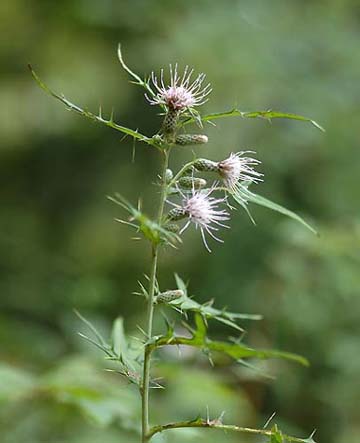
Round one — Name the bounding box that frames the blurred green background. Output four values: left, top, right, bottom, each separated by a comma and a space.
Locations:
1, 0, 359, 442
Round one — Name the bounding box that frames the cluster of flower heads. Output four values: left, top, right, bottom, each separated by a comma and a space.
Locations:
148, 65, 263, 251
166, 151, 262, 251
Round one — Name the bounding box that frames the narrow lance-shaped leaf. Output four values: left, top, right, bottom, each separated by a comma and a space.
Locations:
182, 108, 324, 132
239, 186, 317, 235
28, 65, 161, 149
229, 183, 318, 235
148, 313, 309, 367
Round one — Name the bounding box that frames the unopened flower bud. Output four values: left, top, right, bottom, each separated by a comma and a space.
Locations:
155, 289, 184, 304
175, 134, 208, 146
167, 207, 187, 221
178, 176, 207, 189
193, 158, 218, 172
165, 169, 173, 183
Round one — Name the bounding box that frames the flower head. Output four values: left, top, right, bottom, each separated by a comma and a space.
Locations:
167, 187, 229, 252
218, 151, 263, 191
146, 64, 212, 112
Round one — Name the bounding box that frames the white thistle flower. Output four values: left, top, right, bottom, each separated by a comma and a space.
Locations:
218, 151, 263, 191
167, 187, 230, 252
146, 64, 212, 111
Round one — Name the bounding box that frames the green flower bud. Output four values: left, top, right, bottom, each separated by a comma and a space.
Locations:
175, 134, 208, 146
193, 158, 219, 172
178, 176, 207, 189
155, 289, 184, 304
167, 207, 187, 221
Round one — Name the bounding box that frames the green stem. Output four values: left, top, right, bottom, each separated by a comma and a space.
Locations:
168, 159, 198, 188
147, 420, 310, 442
141, 149, 170, 443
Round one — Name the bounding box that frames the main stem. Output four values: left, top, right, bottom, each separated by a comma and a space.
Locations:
141, 149, 170, 443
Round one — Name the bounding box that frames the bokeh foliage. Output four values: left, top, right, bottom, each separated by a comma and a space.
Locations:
0, 0, 359, 442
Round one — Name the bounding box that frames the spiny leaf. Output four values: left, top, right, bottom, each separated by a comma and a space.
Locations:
74, 309, 108, 349
109, 193, 181, 246
182, 108, 324, 132
168, 274, 261, 332
148, 313, 309, 367
77, 332, 113, 358
28, 64, 161, 149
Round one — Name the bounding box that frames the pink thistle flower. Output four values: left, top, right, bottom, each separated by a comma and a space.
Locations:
167, 187, 230, 252
218, 151, 263, 191
146, 64, 212, 112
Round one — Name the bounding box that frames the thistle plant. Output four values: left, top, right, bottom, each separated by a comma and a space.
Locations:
29, 45, 323, 443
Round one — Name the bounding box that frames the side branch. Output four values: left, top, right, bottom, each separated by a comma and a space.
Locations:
146, 314, 309, 366
28, 65, 161, 149
148, 419, 314, 443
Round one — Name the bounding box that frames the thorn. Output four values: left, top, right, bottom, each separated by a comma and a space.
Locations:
218, 411, 225, 423
206, 406, 210, 424
136, 325, 147, 337
263, 412, 276, 429
132, 137, 136, 163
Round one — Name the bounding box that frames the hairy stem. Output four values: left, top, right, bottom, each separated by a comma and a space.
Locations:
141, 149, 170, 443
147, 420, 310, 442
